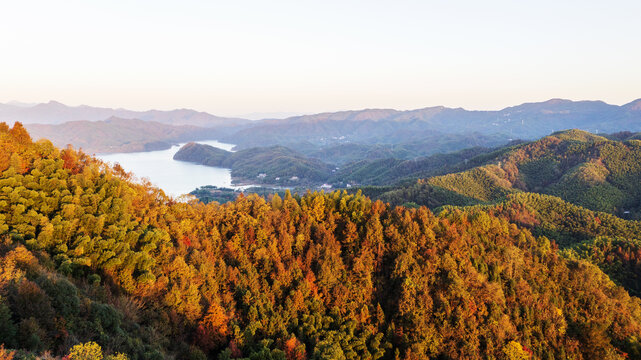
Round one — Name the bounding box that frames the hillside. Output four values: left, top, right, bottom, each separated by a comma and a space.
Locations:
446, 193, 641, 299
25, 117, 228, 154
3, 123, 641, 358
378, 129, 641, 218
303, 134, 510, 165
330, 146, 506, 186
174, 142, 333, 184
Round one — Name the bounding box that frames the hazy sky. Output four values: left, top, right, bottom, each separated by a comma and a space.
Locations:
1, 0, 640, 116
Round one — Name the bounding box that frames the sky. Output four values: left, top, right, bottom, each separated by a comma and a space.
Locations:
1, 0, 640, 117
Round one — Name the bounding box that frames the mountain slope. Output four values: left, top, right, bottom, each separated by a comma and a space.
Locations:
0, 122, 641, 359
329, 146, 501, 186
379, 129, 641, 217
624, 98, 641, 111
2, 123, 641, 358
448, 192, 641, 298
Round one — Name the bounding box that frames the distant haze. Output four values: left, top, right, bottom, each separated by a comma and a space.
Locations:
1, 1, 640, 115
237, 112, 312, 121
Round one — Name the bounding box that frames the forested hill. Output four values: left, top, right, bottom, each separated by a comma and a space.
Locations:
378, 129, 641, 218
329, 145, 509, 186
2, 122, 641, 359
174, 142, 333, 184
450, 192, 641, 298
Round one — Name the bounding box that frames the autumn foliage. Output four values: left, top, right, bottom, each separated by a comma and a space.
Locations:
1, 123, 641, 359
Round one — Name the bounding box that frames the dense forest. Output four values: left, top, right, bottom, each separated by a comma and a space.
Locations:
2, 122, 641, 359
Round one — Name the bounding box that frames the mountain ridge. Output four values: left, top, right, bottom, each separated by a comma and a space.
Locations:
222, 98, 641, 149
0, 100, 249, 127
624, 98, 641, 111
4, 97, 640, 126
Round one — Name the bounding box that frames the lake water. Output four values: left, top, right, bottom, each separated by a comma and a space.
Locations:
97, 140, 237, 197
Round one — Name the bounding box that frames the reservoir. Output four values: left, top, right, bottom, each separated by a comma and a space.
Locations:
97, 140, 236, 197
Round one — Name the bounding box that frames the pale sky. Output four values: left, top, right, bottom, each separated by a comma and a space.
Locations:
1, 0, 640, 117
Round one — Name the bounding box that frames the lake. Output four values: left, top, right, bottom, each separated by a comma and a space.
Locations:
97, 140, 237, 197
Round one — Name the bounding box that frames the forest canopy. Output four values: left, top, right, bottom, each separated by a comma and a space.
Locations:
1, 122, 641, 359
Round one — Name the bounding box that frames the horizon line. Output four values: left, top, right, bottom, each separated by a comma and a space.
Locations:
2, 96, 640, 121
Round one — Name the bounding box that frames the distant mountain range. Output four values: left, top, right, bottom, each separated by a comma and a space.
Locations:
0, 101, 250, 153
0, 100, 248, 127
3, 98, 641, 156
223, 98, 641, 149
